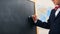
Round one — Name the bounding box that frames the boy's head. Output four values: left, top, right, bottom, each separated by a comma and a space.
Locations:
52, 0, 60, 5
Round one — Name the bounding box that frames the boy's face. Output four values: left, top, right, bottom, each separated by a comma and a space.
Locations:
52, 0, 60, 5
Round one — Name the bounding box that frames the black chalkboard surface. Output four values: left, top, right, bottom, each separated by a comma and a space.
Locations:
0, 0, 36, 34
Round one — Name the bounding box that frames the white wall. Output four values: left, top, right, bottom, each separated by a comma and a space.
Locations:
35, 0, 53, 34
37, 27, 50, 34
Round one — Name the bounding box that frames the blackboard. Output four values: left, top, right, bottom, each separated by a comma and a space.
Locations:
0, 0, 36, 34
